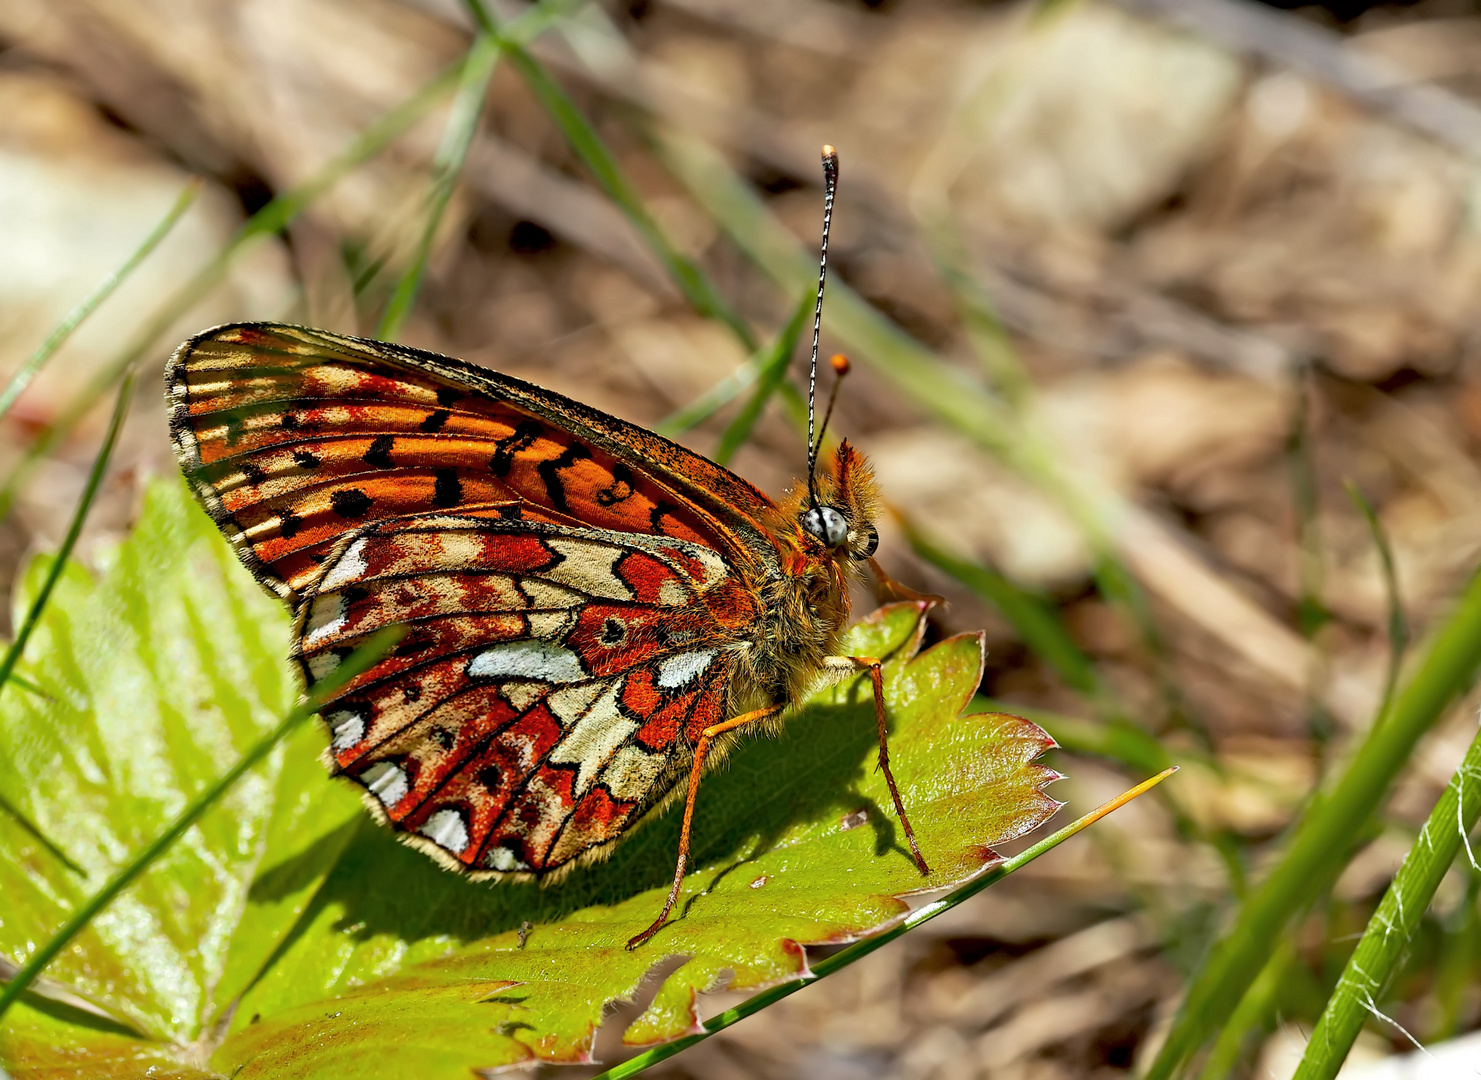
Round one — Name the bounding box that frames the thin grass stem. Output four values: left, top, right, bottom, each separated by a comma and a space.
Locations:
713, 291, 811, 465
905, 524, 1099, 696
0, 0, 570, 525
1195, 937, 1297, 1080
0, 627, 404, 1023
1145, 568, 1481, 1079
592, 768, 1177, 1080
0, 180, 200, 426
1292, 720, 1481, 1079
377, 32, 503, 340
0, 371, 135, 697
0, 792, 83, 877
459, 0, 756, 351
1347, 480, 1408, 721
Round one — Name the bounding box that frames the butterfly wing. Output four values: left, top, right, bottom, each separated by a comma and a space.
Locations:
167, 323, 782, 600
296, 513, 759, 875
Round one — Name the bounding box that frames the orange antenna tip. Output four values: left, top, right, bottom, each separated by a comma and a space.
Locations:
822, 144, 836, 158
830, 353, 850, 376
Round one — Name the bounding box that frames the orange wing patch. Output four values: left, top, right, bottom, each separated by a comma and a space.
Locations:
168, 324, 760, 598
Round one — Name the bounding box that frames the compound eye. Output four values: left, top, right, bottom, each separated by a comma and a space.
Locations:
851, 524, 879, 560
801, 505, 849, 548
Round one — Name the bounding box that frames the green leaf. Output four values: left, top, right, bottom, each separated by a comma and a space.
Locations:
2, 491, 1060, 1078
0, 481, 355, 1047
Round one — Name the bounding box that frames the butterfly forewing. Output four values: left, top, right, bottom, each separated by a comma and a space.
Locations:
295, 515, 752, 874
168, 324, 779, 599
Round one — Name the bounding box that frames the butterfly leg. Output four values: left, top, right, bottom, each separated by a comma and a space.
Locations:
824, 655, 931, 876
626, 704, 784, 951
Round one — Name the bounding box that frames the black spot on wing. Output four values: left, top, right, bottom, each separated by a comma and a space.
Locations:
490, 420, 542, 478
432, 468, 463, 508
650, 501, 682, 534
331, 488, 373, 518
595, 463, 635, 508
435, 385, 461, 407
242, 461, 267, 485
279, 508, 303, 539
538, 443, 591, 515
364, 435, 395, 469
420, 409, 450, 433
293, 449, 321, 470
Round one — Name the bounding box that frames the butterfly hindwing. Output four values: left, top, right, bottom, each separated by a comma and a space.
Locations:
294, 515, 754, 874
167, 323, 780, 599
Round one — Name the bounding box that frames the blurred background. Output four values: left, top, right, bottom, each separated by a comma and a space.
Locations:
4, 0, 1481, 1075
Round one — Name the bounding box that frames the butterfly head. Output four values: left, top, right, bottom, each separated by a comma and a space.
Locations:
799, 439, 879, 562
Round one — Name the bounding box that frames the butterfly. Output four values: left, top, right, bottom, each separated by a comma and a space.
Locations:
166, 147, 930, 949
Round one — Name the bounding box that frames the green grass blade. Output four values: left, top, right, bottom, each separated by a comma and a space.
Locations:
460, 0, 757, 351
0, 65, 463, 527
593, 767, 1177, 1080
1347, 480, 1408, 719
1288, 369, 1330, 640
0, 179, 200, 425
1144, 568, 1481, 1079
1292, 721, 1481, 1079
712, 290, 811, 465
0, 626, 403, 1024
0, 0, 572, 522
0, 792, 83, 877
905, 525, 1099, 696
652, 333, 810, 441
0, 371, 135, 695
1195, 937, 1297, 1080
652, 354, 765, 437
611, 769, 1175, 1077
376, 32, 503, 340
926, 218, 1032, 407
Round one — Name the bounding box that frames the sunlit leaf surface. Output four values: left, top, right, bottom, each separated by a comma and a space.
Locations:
0, 484, 1059, 1078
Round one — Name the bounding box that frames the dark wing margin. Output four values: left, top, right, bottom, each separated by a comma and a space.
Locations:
166, 322, 783, 601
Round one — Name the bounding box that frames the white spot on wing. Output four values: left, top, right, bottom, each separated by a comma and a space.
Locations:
656, 539, 729, 589
526, 611, 571, 639
657, 650, 715, 689
500, 682, 546, 713
520, 579, 582, 609
548, 681, 604, 728
600, 743, 669, 802
361, 761, 408, 806
306, 651, 341, 682
302, 593, 348, 649
328, 710, 365, 752
419, 808, 469, 854
468, 639, 585, 682
548, 683, 636, 797
657, 579, 688, 606
320, 537, 370, 591
485, 844, 531, 872
543, 539, 632, 600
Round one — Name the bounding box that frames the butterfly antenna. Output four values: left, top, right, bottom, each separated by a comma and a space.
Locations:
814, 353, 849, 455
806, 144, 839, 510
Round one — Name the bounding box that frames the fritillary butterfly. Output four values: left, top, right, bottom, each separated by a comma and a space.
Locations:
167, 147, 929, 949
